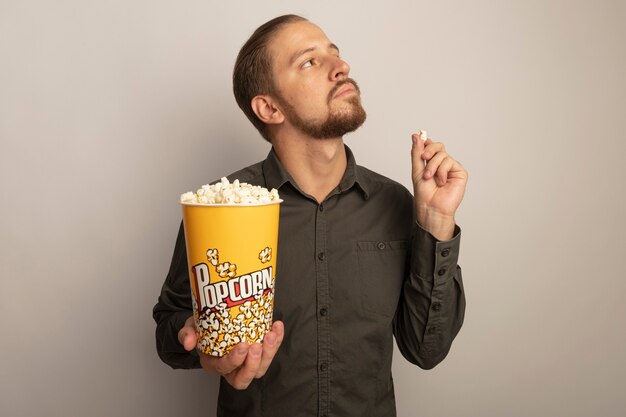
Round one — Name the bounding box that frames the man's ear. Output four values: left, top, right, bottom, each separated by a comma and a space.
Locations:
251, 95, 284, 125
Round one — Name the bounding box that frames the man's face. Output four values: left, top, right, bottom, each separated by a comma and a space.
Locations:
267, 21, 366, 139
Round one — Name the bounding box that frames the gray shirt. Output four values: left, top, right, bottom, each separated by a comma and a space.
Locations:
153, 145, 465, 417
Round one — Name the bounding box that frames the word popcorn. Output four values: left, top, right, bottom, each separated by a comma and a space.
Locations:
193, 263, 273, 310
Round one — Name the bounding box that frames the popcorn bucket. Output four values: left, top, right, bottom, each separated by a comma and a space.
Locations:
181, 201, 281, 356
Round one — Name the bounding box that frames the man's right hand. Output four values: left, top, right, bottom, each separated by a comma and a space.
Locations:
178, 315, 285, 390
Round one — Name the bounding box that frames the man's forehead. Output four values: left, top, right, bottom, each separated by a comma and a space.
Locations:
269, 21, 333, 64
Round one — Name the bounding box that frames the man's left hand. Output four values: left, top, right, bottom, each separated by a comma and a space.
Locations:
411, 132, 468, 240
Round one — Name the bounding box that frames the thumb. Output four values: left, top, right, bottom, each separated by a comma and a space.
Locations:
178, 316, 198, 352
411, 131, 427, 180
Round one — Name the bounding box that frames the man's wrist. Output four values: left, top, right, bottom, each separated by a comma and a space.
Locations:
416, 208, 455, 241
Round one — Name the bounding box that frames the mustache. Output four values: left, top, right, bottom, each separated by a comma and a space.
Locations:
328, 78, 361, 103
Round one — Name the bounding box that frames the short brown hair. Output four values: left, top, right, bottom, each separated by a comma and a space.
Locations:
232, 14, 308, 142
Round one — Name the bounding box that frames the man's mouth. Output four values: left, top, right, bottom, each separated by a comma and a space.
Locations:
333, 83, 357, 99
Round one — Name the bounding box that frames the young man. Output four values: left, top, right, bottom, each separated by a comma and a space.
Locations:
154, 14, 468, 417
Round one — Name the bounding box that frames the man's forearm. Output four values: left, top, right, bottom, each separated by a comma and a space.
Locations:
153, 222, 200, 369
154, 308, 201, 369
393, 221, 464, 369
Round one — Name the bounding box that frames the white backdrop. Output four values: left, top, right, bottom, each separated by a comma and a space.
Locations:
1, 1, 625, 416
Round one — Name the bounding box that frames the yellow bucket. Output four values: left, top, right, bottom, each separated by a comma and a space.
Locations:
181, 201, 281, 356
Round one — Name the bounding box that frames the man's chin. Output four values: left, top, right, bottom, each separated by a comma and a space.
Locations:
333, 99, 366, 121
318, 113, 367, 139
337, 103, 367, 133
284, 97, 367, 139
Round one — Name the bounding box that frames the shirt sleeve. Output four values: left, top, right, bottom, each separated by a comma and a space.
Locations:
392, 218, 466, 370
152, 221, 201, 369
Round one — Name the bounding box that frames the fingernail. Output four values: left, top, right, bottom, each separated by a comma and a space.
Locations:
412, 135, 417, 145
251, 344, 261, 356
265, 333, 276, 346
237, 346, 247, 355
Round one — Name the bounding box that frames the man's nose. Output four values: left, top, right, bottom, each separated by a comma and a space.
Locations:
329, 56, 350, 81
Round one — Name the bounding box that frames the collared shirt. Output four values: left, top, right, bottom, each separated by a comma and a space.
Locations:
153, 145, 465, 417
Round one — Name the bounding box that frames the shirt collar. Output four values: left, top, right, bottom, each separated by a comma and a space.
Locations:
262, 144, 370, 200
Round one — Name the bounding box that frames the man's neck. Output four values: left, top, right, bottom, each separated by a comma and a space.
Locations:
272, 134, 347, 204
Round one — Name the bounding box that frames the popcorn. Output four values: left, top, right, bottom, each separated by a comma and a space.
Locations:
180, 191, 197, 203
180, 177, 281, 205
216, 262, 237, 278
194, 289, 275, 357
418, 130, 428, 142
206, 248, 219, 266
259, 247, 272, 263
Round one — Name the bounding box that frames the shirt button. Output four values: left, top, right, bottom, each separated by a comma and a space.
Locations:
320, 362, 328, 372
441, 248, 450, 257
320, 308, 328, 317
377, 242, 386, 250
319, 204, 324, 212
437, 268, 446, 276
318, 252, 325, 261
432, 302, 442, 311
428, 326, 438, 334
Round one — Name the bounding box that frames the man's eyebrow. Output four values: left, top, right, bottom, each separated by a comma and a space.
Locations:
289, 43, 340, 66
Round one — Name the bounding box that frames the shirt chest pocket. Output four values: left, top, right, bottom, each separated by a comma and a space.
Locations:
356, 240, 409, 318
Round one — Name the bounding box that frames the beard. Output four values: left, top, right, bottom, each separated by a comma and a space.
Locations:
277, 78, 367, 139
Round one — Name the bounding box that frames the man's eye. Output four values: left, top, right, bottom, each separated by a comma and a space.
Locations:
302, 59, 314, 68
